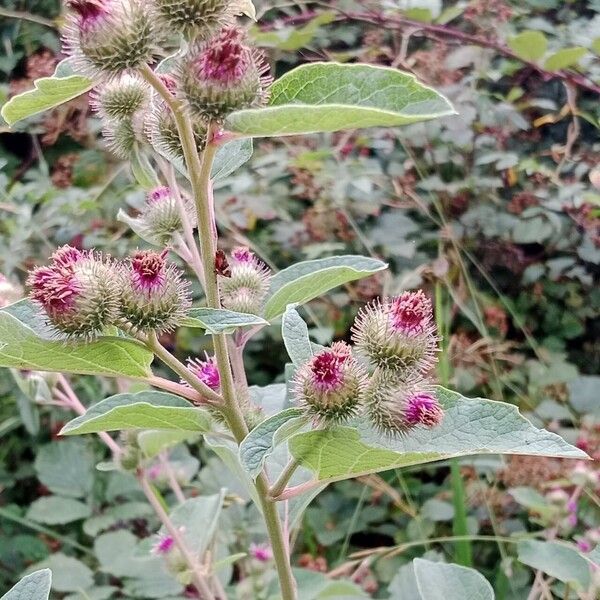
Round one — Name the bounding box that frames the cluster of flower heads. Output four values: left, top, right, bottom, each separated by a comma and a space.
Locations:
63, 0, 271, 160
28, 245, 190, 338
294, 290, 444, 436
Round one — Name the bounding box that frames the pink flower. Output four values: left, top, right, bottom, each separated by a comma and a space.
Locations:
309, 342, 351, 393
186, 355, 221, 390
390, 290, 433, 335
195, 27, 251, 85
152, 533, 175, 555
249, 543, 272, 562
147, 186, 172, 205
130, 250, 168, 293
577, 539, 592, 553
67, 0, 110, 30
404, 392, 444, 428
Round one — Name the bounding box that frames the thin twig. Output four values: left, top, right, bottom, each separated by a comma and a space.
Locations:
0, 8, 57, 29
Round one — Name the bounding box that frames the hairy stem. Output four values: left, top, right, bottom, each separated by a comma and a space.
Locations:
140, 65, 298, 600
269, 459, 300, 499
138, 471, 217, 600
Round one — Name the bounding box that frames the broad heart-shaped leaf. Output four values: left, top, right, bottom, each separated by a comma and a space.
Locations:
0, 311, 152, 378
1, 66, 93, 125
413, 559, 494, 600
264, 255, 387, 320
239, 407, 308, 478
282, 305, 313, 366
287, 387, 587, 483
60, 391, 212, 435
1, 569, 52, 600
517, 540, 592, 590
182, 307, 268, 333
225, 62, 455, 136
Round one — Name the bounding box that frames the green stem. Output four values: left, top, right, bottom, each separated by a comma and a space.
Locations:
435, 282, 472, 567
140, 65, 297, 600
269, 459, 300, 499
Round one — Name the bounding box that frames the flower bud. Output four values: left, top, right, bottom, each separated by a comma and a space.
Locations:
28, 245, 120, 338
140, 186, 197, 244
184, 353, 220, 390
63, 0, 157, 78
293, 342, 368, 423
147, 75, 208, 160
365, 372, 443, 435
103, 113, 146, 158
118, 249, 191, 333
220, 247, 271, 315
352, 290, 439, 375
154, 0, 231, 40
180, 26, 271, 120
91, 74, 150, 119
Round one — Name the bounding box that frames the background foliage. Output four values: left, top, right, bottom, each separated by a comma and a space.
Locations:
0, 0, 598, 598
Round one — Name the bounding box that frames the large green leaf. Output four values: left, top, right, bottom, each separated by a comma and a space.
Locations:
0, 311, 153, 378
27, 496, 91, 525
226, 62, 455, 137
544, 47, 587, 70
264, 255, 387, 320
413, 559, 494, 600
27, 554, 93, 593
1, 60, 93, 126
34, 440, 95, 498
287, 387, 587, 483
1, 569, 52, 600
182, 307, 268, 333
60, 391, 213, 435
517, 540, 592, 590
239, 407, 307, 478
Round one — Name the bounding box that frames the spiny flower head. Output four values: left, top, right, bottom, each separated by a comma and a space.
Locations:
91, 74, 150, 119
118, 249, 191, 333
220, 246, 271, 315
180, 26, 271, 120
147, 75, 207, 160
102, 113, 146, 158
138, 186, 197, 245
352, 290, 439, 376
249, 542, 273, 562
365, 372, 443, 435
184, 354, 220, 390
63, 0, 157, 78
27, 245, 120, 338
153, 0, 231, 40
294, 342, 368, 423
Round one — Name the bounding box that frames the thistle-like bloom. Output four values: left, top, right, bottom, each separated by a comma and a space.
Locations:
220, 247, 271, 315
352, 290, 439, 376
91, 74, 150, 119
249, 542, 273, 562
153, 0, 231, 40
118, 249, 191, 333
152, 533, 176, 555
63, 0, 157, 78
294, 342, 368, 423
365, 372, 443, 435
184, 354, 220, 390
147, 74, 207, 160
180, 26, 271, 120
28, 245, 120, 338
138, 186, 197, 244
102, 113, 146, 158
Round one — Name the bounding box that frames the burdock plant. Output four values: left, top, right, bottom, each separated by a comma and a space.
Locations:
0, 1, 591, 598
